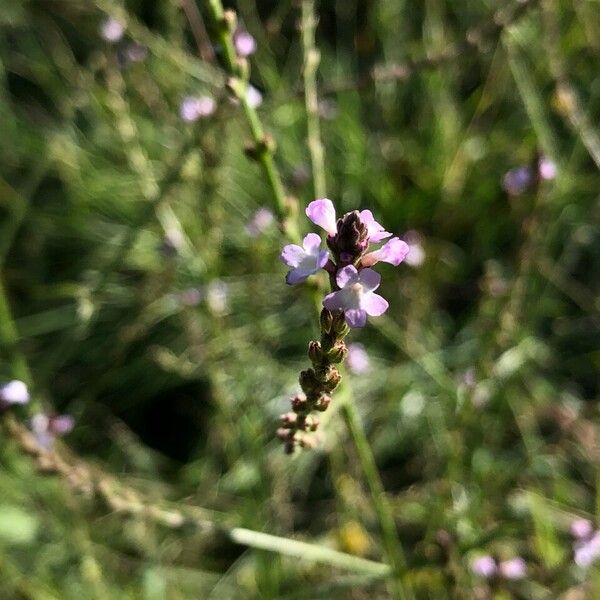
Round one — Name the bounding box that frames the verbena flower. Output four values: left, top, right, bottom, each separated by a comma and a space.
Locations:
31, 413, 74, 449
538, 156, 557, 180
471, 555, 497, 578
100, 18, 125, 43
246, 207, 274, 237
571, 518, 594, 540
246, 85, 263, 108
233, 29, 256, 57
323, 266, 388, 328
574, 531, 600, 568
362, 237, 409, 267
498, 558, 527, 580
347, 343, 370, 374
502, 166, 533, 196
0, 380, 30, 409
180, 96, 216, 122
281, 233, 329, 285
306, 199, 390, 243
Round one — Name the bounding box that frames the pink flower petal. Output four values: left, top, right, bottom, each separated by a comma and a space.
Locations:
379, 237, 410, 266
336, 265, 358, 289
306, 199, 337, 235
362, 293, 388, 316
323, 290, 345, 311
303, 232, 322, 253
357, 268, 381, 292
345, 309, 367, 328
286, 268, 310, 285
358, 209, 391, 243
280, 244, 305, 268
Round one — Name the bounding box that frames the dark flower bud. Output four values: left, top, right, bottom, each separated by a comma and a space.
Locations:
331, 211, 369, 262
331, 311, 350, 338
299, 369, 320, 395
291, 394, 307, 412
321, 367, 341, 392
308, 340, 325, 365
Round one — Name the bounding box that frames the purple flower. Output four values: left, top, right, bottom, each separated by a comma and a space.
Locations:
30, 413, 74, 449
498, 558, 527, 580
233, 29, 256, 57
323, 266, 389, 328
362, 237, 409, 267
305, 199, 391, 245
0, 380, 30, 408
306, 198, 338, 236
471, 555, 497, 578
538, 156, 557, 180
358, 210, 391, 243
180, 95, 216, 122
246, 85, 262, 108
347, 343, 370, 374
246, 207, 274, 237
502, 166, 533, 195
574, 530, 600, 567
281, 233, 329, 285
100, 18, 125, 43
571, 518, 594, 540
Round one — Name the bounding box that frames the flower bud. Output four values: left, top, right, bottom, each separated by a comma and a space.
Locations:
305, 416, 320, 431
299, 369, 320, 395
331, 310, 349, 338
314, 395, 331, 411
276, 427, 291, 441
308, 340, 325, 365
280, 412, 297, 428
321, 367, 341, 392
326, 341, 348, 364
291, 394, 307, 412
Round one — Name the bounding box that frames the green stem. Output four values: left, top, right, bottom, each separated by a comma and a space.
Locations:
205, 0, 299, 242
301, 0, 327, 198
340, 395, 414, 600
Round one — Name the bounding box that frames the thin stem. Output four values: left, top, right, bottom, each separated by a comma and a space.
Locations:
340, 395, 413, 600
205, 0, 300, 242
301, 0, 327, 198
4, 414, 390, 578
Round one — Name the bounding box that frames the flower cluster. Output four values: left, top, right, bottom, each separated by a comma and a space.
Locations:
570, 518, 600, 568
277, 199, 408, 452
281, 198, 409, 328
0, 380, 30, 411
470, 555, 527, 580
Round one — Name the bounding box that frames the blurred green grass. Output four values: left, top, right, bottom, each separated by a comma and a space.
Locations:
0, 0, 599, 598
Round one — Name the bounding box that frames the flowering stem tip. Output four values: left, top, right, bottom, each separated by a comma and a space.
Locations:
278, 198, 409, 452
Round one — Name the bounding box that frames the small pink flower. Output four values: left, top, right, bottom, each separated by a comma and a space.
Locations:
31, 413, 74, 449
347, 343, 370, 374
323, 266, 389, 328
574, 531, 600, 567
281, 233, 329, 285
570, 518, 594, 540
358, 210, 391, 243
306, 198, 337, 236
246, 207, 274, 237
180, 95, 216, 122
362, 237, 409, 267
0, 380, 29, 406
538, 156, 557, 180
498, 558, 527, 580
233, 29, 256, 57
100, 18, 125, 43
471, 555, 497, 578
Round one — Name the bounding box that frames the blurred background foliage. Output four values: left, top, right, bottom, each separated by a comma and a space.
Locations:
0, 0, 599, 598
